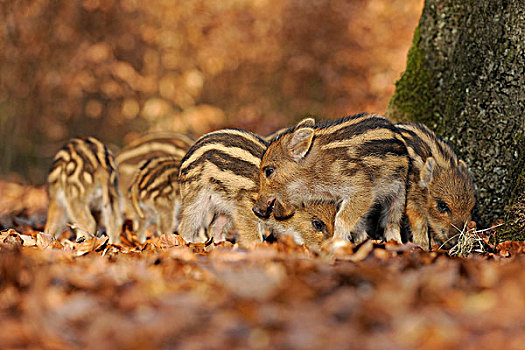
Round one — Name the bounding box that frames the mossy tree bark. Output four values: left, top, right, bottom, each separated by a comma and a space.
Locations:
387, 1, 524, 241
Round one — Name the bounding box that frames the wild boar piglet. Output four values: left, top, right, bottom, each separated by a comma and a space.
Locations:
396, 122, 475, 250
45, 137, 121, 243
115, 132, 193, 219
253, 114, 410, 244
178, 129, 269, 246
129, 156, 182, 242
268, 201, 337, 248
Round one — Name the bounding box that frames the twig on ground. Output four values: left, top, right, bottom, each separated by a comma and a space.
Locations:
447, 222, 503, 257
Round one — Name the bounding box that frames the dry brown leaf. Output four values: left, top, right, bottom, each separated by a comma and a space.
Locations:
320, 238, 355, 259
158, 233, 186, 249
348, 240, 374, 262
74, 236, 109, 256
496, 241, 525, 256
36, 232, 60, 249
2, 229, 23, 246
19, 234, 36, 247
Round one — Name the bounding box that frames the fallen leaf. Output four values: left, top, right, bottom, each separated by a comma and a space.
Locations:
158, 233, 186, 249
74, 236, 109, 256
348, 240, 374, 262
19, 234, 36, 246
2, 229, 23, 246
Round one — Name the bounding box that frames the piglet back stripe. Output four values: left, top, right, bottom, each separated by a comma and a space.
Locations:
180, 149, 260, 182
314, 113, 371, 130
181, 129, 266, 166
121, 132, 193, 150
47, 137, 114, 184
397, 122, 458, 166
407, 123, 455, 163
137, 158, 180, 192
115, 136, 191, 165
72, 140, 98, 174
84, 137, 106, 169
356, 138, 408, 158
397, 128, 433, 160
316, 116, 395, 144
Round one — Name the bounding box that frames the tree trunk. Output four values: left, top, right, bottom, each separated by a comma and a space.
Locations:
386, 1, 525, 241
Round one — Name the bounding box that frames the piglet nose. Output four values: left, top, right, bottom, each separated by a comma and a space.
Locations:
252, 204, 268, 218
252, 198, 275, 218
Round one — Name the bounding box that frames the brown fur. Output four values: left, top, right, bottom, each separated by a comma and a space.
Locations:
115, 132, 193, 219
253, 114, 409, 244
128, 156, 182, 243
178, 127, 338, 247
269, 201, 337, 248
396, 122, 475, 250
45, 137, 121, 243
178, 129, 268, 246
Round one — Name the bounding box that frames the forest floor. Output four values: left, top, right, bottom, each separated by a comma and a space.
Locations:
1, 180, 524, 349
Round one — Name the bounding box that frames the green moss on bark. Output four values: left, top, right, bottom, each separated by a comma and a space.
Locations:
387, 26, 437, 128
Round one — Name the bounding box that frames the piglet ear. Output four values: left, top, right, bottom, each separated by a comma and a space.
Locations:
287, 127, 314, 161
419, 157, 436, 189
296, 117, 315, 128
458, 159, 468, 170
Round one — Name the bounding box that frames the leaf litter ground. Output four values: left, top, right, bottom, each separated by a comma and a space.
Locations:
1, 181, 524, 349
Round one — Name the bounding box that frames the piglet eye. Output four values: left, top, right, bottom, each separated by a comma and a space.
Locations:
263, 166, 274, 178
436, 200, 451, 214
312, 218, 326, 231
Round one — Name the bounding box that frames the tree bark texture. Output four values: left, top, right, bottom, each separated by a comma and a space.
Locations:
387, 0, 525, 241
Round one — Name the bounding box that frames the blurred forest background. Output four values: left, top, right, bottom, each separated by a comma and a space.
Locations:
0, 0, 422, 185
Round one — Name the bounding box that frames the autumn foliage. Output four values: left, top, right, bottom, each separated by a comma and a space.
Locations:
1, 181, 525, 349
1, 226, 524, 349
0, 0, 421, 183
